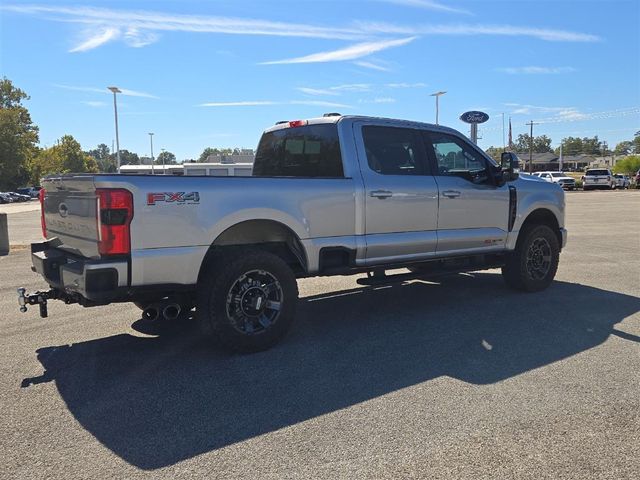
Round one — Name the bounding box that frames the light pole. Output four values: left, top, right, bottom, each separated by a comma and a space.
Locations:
148, 132, 155, 175
430, 91, 446, 125
107, 87, 122, 172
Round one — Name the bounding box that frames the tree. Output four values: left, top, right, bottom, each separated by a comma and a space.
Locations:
613, 155, 640, 175
613, 141, 632, 156
514, 134, 553, 153
198, 147, 234, 162
156, 150, 177, 165
28, 135, 98, 184
556, 136, 603, 156
118, 149, 140, 166
484, 146, 504, 162
87, 143, 116, 172
633, 131, 640, 154
0, 78, 39, 189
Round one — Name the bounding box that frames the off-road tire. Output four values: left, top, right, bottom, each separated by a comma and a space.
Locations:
197, 249, 298, 353
502, 224, 560, 292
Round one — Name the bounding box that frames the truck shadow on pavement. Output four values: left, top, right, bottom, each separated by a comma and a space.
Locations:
21, 272, 640, 470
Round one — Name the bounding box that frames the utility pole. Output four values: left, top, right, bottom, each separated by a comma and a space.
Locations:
525, 120, 539, 174
430, 91, 446, 125
107, 87, 122, 172
148, 133, 155, 175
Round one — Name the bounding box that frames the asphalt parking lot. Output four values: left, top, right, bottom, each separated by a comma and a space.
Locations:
0, 191, 638, 479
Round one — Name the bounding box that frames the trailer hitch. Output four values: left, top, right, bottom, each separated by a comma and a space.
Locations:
17, 288, 73, 318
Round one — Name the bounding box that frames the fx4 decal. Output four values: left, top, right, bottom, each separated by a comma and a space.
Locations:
147, 192, 200, 205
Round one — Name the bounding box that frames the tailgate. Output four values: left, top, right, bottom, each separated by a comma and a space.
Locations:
42, 175, 100, 258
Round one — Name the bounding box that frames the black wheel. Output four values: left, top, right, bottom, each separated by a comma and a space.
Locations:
502, 224, 559, 292
197, 249, 298, 353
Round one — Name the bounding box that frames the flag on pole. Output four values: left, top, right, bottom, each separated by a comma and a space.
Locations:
508, 117, 513, 150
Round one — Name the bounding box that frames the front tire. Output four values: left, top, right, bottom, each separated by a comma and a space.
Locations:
197, 249, 298, 353
502, 224, 560, 292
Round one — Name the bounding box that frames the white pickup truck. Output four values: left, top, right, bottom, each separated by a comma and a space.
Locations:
18, 115, 567, 352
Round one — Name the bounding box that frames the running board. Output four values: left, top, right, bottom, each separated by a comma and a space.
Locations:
356, 260, 505, 287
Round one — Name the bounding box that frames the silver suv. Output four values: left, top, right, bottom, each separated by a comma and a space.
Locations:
583, 169, 615, 190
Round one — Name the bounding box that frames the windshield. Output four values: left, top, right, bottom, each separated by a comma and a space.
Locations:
551, 173, 565, 178
586, 170, 609, 176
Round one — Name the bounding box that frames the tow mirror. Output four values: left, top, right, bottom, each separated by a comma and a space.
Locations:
501, 152, 520, 181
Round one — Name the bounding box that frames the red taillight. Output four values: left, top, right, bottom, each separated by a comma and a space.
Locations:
288, 120, 308, 128
96, 188, 133, 256
39, 188, 47, 238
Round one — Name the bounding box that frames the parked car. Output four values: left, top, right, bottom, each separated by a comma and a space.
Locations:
17, 114, 567, 353
613, 174, 630, 189
582, 169, 616, 190
536, 171, 576, 190
16, 187, 40, 198
0, 193, 14, 204
6, 192, 30, 202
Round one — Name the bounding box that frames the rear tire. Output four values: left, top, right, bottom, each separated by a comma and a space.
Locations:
197, 249, 298, 353
502, 224, 559, 292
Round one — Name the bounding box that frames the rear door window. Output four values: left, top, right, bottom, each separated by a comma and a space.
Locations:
361, 126, 427, 175
253, 124, 344, 177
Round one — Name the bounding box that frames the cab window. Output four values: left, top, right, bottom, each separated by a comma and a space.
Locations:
362, 126, 426, 175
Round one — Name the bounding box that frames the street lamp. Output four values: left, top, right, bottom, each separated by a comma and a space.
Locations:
148, 132, 155, 175
430, 91, 446, 125
107, 86, 122, 172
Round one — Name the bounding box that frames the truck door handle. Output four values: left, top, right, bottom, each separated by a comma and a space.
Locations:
370, 190, 393, 199
442, 190, 461, 198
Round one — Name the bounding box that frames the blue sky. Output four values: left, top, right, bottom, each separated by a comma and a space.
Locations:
1, 0, 639, 160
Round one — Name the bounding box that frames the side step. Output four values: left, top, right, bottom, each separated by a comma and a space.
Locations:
356, 258, 505, 287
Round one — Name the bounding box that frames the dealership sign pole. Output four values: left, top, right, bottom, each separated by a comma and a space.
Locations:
459, 111, 489, 144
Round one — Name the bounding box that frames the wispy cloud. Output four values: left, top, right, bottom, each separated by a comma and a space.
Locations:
82, 100, 107, 107
386, 82, 427, 88
380, 0, 472, 15
330, 84, 373, 92
353, 60, 392, 72
354, 21, 600, 42
0, 3, 601, 59
508, 105, 640, 124
53, 84, 159, 99
297, 87, 340, 96
70, 27, 119, 52
199, 100, 351, 108
261, 36, 417, 64
497, 66, 576, 74
360, 97, 396, 104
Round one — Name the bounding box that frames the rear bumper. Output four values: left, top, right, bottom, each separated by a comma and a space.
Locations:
30, 241, 128, 304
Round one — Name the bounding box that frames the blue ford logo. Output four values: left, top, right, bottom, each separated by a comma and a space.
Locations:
460, 111, 489, 124
58, 203, 69, 217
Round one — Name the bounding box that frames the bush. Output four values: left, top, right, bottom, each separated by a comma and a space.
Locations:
613, 155, 640, 175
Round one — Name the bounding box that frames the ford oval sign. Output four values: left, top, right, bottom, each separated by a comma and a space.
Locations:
460, 111, 489, 124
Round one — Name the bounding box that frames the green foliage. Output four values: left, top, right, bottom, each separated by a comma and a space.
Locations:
613, 155, 640, 175
514, 134, 553, 153
484, 146, 504, 162
198, 147, 233, 162
613, 141, 632, 156
28, 135, 99, 184
555, 136, 604, 155
0, 77, 39, 189
156, 150, 177, 165
87, 143, 116, 172
118, 149, 140, 166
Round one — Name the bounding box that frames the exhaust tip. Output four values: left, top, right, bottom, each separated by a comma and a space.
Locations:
142, 306, 160, 322
162, 303, 181, 321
